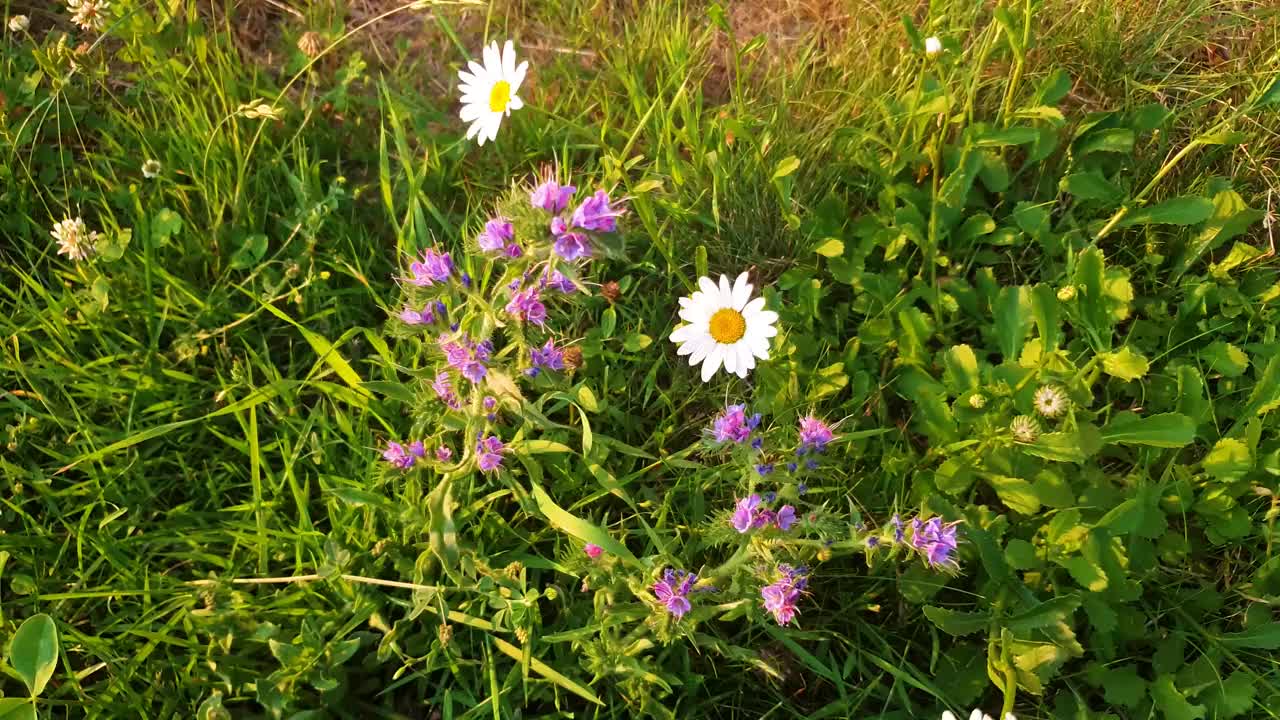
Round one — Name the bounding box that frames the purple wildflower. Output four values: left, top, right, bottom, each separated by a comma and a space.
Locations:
477, 218, 513, 253
776, 505, 797, 531
436, 445, 453, 462
584, 543, 604, 560
408, 247, 453, 286
442, 341, 470, 368
504, 242, 523, 258
383, 441, 416, 469
483, 396, 497, 411
432, 372, 462, 410
461, 361, 487, 384
763, 491, 777, 504
529, 339, 566, 375
798, 416, 836, 453
910, 516, 961, 569
551, 217, 593, 261
797, 483, 808, 496
408, 441, 426, 459
751, 437, 764, 451
543, 269, 576, 294
731, 494, 762, 533
866, 536, 880, 548
652, 568, 697, 619
891, 514, 904, 544
399, 304, 436, 325
506, 287, 548, 326
571, 190, 624, 233
760, 565, 808, 626
747, 414, 762, 430
805, 458, 819, 471
787, 462, 799, 473
476, 435, 505, 473
531, 178, 576, 213
756, 463, 774, 477
473, 339, 494, 362
460, 272, 472, 289
711, 404, 753, 444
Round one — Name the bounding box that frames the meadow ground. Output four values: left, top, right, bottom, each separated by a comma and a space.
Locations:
3, 0, 1280, 718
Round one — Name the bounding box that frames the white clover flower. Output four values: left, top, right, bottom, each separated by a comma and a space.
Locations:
968, 393, 986, 409
8, 14, 30, 32
1033, 385, 1068, 418
1010, 415, 1040, 443
457, 40, 527, 146
51, 216, 99, 261
67, 0, 108, 31
142, 159, 161, 179
924, 36, 943, 56
669, 272, 778, 382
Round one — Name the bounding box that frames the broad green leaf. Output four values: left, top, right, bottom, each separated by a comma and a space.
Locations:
151, 208, 183, 244
1076, 128, 1134, 156
985, 474, 1041, 515
10, 614, 59, 697
1074, 247, 1111, 346
1120, 197, 1215, 227
1099, 412, 1195, 448
1202, 341, 1249, 378
1130, 102, 1172, 132
1098, 486, 1167, 538
576, 385, 599, 412
975, 126, 1040, 147
1150, 675, 1206, 720
491, 636, 603, 706
518, 440, 573, 454
771, 155, 801, 180
942, 344, 981, 392
531, 484, 638, 566
1012, 201, 1051, 240
0, 700, 36, 720
600, 307, 617, 338
1061, 171, 1124, 204
1253, 76, 1280, 108
1102, 347, 1149, 380
1005, 539, 1039, 569
1203, 438, 1251, 481
923, 606, 990, 636
229, 233, 269, 269
1035, 68, 1072, 105
813, 238, 844, 257
1172, 189, 1264, 280
993, 286, 1033, 362
1238, 354, 1280, 420
359, 381, 414, 403
1200, 670, 1256, 718
956, 213, 996, 244
1101, 664, 1148, 708
1029, 284, 1061, 350
425, 480, 459, 579
1023, 429, 1101, 463
1004, 594, 1079, 632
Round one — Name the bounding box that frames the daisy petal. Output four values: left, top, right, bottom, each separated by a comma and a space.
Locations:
508, 95, 524, 111
698, 276, 718, 298
701, 344, 725, 382
723, 343, 738, 374
483, 42, 501, 74
511, 60, 529, 90
741, 296, 766, 318
732, 272, 752, 309
502, 40, 516, 78
688, 335, 714, 364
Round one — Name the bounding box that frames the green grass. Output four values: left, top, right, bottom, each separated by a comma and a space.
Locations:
3, 0, 1280, 717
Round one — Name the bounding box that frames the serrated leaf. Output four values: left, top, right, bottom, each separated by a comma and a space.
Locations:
1239, 354, 1280, 421
923, 605, 991, 636
1029, 283, 1061, 350
942, 344, 980, 392
1120, 197, 1216, 227
10, 614, 59, 697
1101, 664, 1147, 708
1061, 555, 1107, 592
1004, 595, 1080, 632
1202, 342, 1249, 378
1102, 347, 1150, 380
813, 238, 844, 257
1173, 189, 1264, 280
1100, 412, 1195, 447
1151, 675, 1206, 720
986, 474, 1041, 514
1203, 438, 1251, 481
1200, 671, 1256, 718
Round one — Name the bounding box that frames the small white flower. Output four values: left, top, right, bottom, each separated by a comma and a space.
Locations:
457, 40, 528, 146
1033, 385, 1068, 418
941, 712, 1016, 720
968, 393, 986, 409
924, 36, 943, 56
67, 0, 109, 31
51, 216, 99, 261
669, 272, 778, 382
1010, 415, 1040, 443
8, 14, 30, 32
142, 159, 161, 179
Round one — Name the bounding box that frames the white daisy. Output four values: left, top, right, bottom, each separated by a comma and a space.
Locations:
142, 159, 161, 179
51, 216, 99, 261
457, 40, 527, 146
67, 0, 108, 31
1033, 385, 1068, 418
669, 272, 778, 382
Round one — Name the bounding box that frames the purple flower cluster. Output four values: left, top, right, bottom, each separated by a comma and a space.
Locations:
432, 371, 462, 410
531, 180, 623, 262
711, 404, 761, 445
551, 217, 592, 261
584, 543, 604, 560
526, 339, 566, 376
653, 568, 698, 619
436, 445, 453, 462
730, 494, 798, 533
505, 286, 548, 326
383, 440, 426, 470
797, 416, 835, 453
530, 178, 576, 213
440, 336, 492, 384
541, 269, 576, 294
477, 218, 520, 257
761, 564, 808, 626
476, 435, 506, 473
571, 189, 624, 233
910, 517, 960, 568
400, 300, 447, 326
408, 247, 454, 286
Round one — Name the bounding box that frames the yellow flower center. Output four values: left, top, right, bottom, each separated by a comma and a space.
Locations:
708, 308, 746, 344
489, 81, 512, 113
